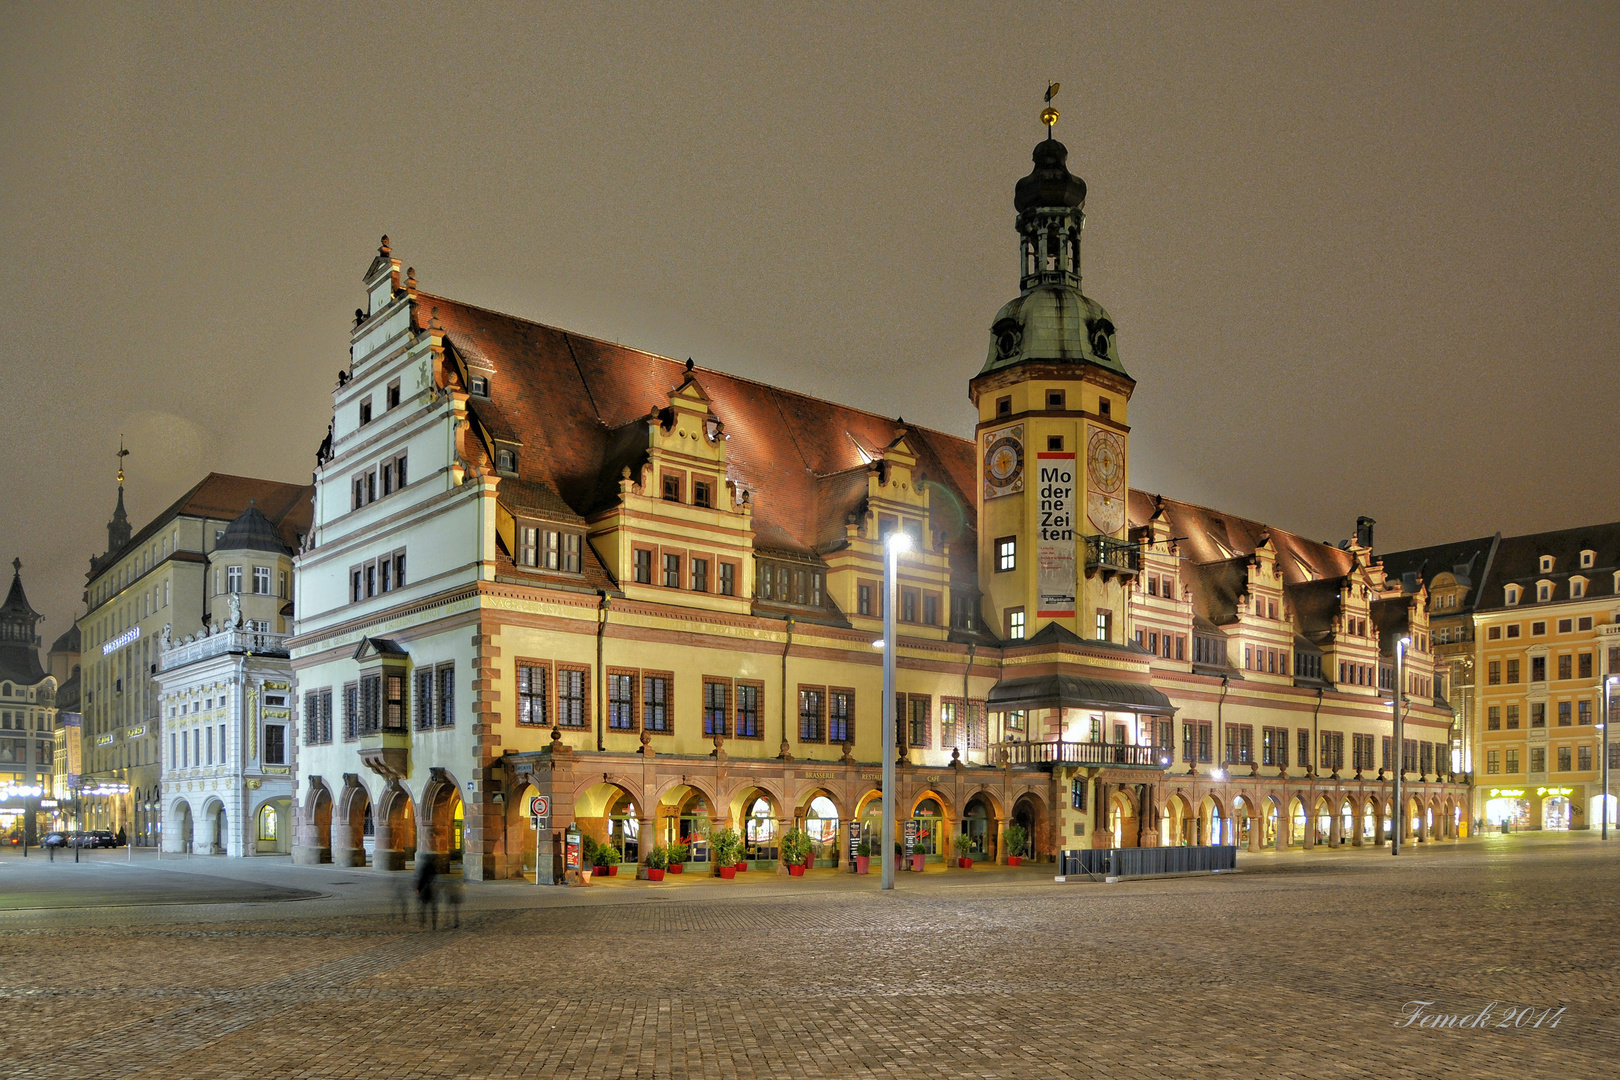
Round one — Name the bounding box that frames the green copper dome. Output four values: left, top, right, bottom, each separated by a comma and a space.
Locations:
980, 286, 1125, 377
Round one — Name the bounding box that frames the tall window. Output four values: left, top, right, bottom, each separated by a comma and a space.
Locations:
518, 664, 548, 726
253, 566, 271, 594
1487, 706, 1501, 730
798, 688, 825, 742
1297, 729, 1310, 769
691, 558, 708, 592
359, 674, 382, 735
414, 669, 434, 731
343, 683, 359, 740
1008, 609, 1025, 639
858, 584, 872, 616
633, 549, 652, 584
829, 690, 853, 744
226, 566, 243, 594
1095, 610, 1112, 642
939, 700, 958, 748
643, 675, 670, 733
264, 724, 286, 766
557, 668, 588, 728
303, 689, 332, 745
1181, 721, 1212, 763
435, 665, 454, 727
735, 683, 761, 738
607, 672, 636, 730
385, 673, 405, 731
719, 563, 735, 596
663, 553, 680, 588
703, 680, 728, 737
907, 696, 930, 749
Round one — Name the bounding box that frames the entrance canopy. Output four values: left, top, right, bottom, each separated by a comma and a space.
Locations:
987, 673, 1175, 716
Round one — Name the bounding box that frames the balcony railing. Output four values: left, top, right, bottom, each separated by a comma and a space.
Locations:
1085, 535, 1140, 576
160, 629, 289, 670
992, 740, 1168, 769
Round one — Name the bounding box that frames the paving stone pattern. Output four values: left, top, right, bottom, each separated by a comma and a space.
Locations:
0, 835, 1615, 1079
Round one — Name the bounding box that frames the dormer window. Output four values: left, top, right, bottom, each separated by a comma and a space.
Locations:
470, 376, 489, 397
517, 525, 582, 573
1581, 550, 1595, 568
1571, 578, 1586, 599
1537, 581, 1552, 602
496, 449, 517, 474
1539, 555, 1554, 573
1506, 585, 1521, 605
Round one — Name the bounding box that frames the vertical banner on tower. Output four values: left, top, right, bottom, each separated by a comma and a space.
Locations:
1037, 452, 1077, 617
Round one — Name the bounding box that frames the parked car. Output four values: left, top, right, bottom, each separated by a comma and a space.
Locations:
88, 830, 119, 848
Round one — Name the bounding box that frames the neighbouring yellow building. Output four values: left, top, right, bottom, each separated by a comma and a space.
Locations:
288, 120, 1468, 880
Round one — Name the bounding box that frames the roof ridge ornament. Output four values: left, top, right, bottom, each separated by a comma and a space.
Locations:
1042, 82, 1060, 133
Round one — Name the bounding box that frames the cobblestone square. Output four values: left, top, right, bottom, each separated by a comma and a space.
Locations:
1, 834, 1615, 1079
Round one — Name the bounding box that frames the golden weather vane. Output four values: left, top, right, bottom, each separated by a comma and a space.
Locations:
1042, 82, 1060, 131
116, 436, 129, 485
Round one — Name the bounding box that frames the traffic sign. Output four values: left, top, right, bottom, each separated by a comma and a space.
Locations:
528, 795, 550, 818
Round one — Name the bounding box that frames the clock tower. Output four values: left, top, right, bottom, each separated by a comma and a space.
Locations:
969, 118, 1138, 644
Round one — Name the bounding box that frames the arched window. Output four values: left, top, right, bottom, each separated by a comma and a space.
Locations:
258, 804, 278, 841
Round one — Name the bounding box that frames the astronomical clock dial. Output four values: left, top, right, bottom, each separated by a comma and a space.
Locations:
982, 424, 1025, 499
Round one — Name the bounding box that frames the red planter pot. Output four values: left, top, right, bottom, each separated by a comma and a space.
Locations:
788, 864, 805, 877
647, 868, 666, 882
957, 857, 973, 869
668, 863, 684, 874
735, 861, 748, 872
911, 855, 926, 872
855, 856, 870, 875
595, 864, 617, 877
1007, 856, 1023, 867
718, 865, 737, 879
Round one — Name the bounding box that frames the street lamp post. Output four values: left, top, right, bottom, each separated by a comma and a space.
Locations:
1392, 637, 1409, 856
880, 530, 912, 891
1603, 675, 1617, 841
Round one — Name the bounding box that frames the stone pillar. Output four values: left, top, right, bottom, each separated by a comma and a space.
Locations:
1328, 806, 1343, 848
1302, 799, 1316, 850
1275, 804, 1287, 852
1248, 812, 1263, 853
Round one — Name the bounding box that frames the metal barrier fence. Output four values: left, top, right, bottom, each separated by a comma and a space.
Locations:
1059, 844, 1237, 879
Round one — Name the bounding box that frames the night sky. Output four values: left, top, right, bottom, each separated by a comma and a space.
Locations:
2, 3, 1615, 642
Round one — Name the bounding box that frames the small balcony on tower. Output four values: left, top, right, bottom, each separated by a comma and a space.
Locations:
1085, 535, 1140, 580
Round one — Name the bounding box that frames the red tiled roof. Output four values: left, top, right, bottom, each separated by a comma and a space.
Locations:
414, 292, 977, 558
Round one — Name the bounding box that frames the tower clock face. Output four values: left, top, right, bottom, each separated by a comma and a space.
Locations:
982, 424, 1025, 499
1086, 430, 1122, 492
1085, 426, 1125, 535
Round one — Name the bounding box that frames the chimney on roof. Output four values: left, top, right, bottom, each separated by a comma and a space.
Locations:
1355, 516, 1375, 549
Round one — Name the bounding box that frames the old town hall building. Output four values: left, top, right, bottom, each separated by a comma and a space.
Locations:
289, 124, 1468, 879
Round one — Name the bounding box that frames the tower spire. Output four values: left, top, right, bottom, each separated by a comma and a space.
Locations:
107, 437, 132, 554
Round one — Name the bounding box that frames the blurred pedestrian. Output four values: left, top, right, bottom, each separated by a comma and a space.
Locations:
415, 857, 439, 930
440, 876, 463, 929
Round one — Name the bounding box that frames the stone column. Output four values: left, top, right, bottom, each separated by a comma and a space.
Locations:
1275, 803, 1287, 852
1248, 812, 1263, 853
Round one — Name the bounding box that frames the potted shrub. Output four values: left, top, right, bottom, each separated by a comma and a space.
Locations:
1004, 822, 1027, 867
894, 840, 905, 870
780, 827, 812, 876
667, 840, 688, 874
954, 832, 974, 869
645, 845, 668, 882
911, 839, 927, 873
711, 827, 743, 879
855, 839, 871, 875
594, 840, 621, 877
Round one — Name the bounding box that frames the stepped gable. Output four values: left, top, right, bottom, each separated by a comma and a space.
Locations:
415, 292, 978, 559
